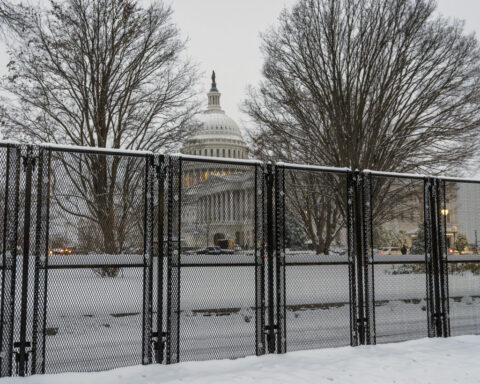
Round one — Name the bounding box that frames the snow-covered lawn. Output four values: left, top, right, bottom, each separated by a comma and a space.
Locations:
3, 336, 480, 383
8, 255, 479, 373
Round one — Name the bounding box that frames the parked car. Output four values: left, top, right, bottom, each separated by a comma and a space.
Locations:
196, 246, 222, 255
206, 246, 221, 255
378, 247, 402, 255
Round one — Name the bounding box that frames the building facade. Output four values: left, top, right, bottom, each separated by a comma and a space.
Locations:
180, 72, 255, 249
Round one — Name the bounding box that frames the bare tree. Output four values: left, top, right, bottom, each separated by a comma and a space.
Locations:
2, 0, 199, 271
0, 0, 24, 34
285, 169, 346, 254
245, 0, 480, 252
247, 0, 480, 173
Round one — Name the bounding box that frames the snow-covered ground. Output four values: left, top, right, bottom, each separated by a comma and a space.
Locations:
3, 336, 480, 384
7, 253, 480, 373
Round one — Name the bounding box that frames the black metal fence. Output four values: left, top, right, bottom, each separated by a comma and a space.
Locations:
1, 142, 480, 376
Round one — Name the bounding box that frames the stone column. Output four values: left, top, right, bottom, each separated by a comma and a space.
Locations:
221, 192, 225, 222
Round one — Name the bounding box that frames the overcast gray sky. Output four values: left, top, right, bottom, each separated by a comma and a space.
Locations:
1, 0, 480, 131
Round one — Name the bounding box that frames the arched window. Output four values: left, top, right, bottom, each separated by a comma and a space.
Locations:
204, 149, 207, 156
222, 149, 225, 157
216, 149, 219, 157
228, 149, 231, 157
210, 149, 213, 156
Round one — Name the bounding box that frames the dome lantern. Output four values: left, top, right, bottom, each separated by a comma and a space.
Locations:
180, 71, 249, 159
207, 70, 222, 112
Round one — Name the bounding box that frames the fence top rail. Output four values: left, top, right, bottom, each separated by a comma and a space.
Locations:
1, 140, 479, 183
276, 161, 350, 173
365, 169, 480, 184
172, 153, 263, 166
363, 169, 428, 180
438, 175, 480, 184
0, 140, 153, 157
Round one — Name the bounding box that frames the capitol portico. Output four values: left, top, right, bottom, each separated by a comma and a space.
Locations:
180, 72, 255, 250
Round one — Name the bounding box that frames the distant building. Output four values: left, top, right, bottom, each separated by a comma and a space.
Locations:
180, 72, 255, 249
451, 183, 480, 248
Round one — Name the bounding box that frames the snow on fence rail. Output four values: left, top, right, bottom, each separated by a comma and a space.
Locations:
0, 142, 479, 376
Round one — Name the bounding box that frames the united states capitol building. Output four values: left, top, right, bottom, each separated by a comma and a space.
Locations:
179, 72, 255, 250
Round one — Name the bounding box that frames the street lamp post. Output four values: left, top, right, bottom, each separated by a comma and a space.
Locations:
475, 230, 478, 253
452, 225, 458, 253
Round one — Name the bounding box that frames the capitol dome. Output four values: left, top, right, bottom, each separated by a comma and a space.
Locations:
181, 71, 249, 159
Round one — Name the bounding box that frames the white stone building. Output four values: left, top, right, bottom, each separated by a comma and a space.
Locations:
180, 72, 255, 249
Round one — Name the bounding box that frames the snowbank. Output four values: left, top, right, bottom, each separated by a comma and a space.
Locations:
3, 336, 480, 384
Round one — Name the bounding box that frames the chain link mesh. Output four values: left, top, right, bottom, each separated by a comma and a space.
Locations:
281, 167, 352, 351
171, 158, 260, 362
444, 181, 480, 336
369, 175, 429, 343
2, 142, 480, 375
42, 150, 148, 373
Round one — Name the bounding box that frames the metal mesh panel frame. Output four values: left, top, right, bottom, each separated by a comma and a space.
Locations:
31, 148, 51, 374
276, 164, 355, 351
38, 148, 153, 374
166, 155, 265, 362
367, 173, 432, 343
440, 178, 480, 338
0, 145, 21, 377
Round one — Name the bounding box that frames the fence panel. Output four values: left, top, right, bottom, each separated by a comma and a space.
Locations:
170, 157, 263, 362
40, 149, 150, 373
368, 174, 430, 343
4, 141, 480, 375
278, 165, 354, 352
443, 179, 480, 336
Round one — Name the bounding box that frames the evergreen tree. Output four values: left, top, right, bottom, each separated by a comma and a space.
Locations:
455, 233, 469, 254
410, 222, 425, 255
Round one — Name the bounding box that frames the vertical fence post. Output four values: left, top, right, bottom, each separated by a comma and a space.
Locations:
361, 171, 376, 345
265, 163, 275, 354
435, 179, 450, 337
424, 178, 437, 337
274, 165, 286, 353
353, 171, 365, 345
31, 148, 51, 374
142, 154, 154, 365
346, 171, 358, 346
154, 154, 165, 363
18, 146, 36, 377
165, 156, 173, 363
0, 146, 21, 377
166, 156, 181, 364
429, 177, 443, 337
254, 163, 266, 356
